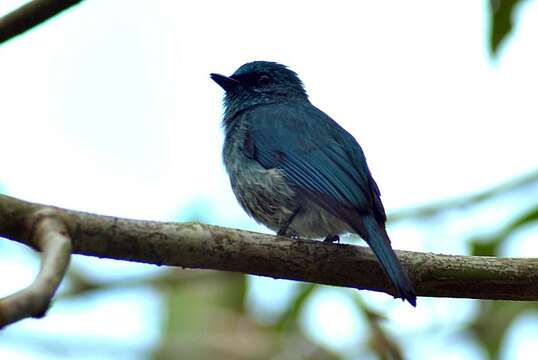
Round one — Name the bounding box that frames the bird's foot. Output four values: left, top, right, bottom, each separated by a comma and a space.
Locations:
278, 229, 300, 240
288, 230, 300, 240
323, 234, 340, 243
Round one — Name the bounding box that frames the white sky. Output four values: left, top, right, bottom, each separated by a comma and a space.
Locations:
1, 1, 537, 359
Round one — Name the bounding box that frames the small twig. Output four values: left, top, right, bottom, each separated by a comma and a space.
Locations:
0, 209, 71, 328
0, 0, 85, 44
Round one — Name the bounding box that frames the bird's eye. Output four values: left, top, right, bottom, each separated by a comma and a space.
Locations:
257, 74, 271, 86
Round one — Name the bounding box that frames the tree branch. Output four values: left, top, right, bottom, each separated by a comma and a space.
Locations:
0, 0, 84, 44
1, 193, 537, 326
0, 207, 71, 328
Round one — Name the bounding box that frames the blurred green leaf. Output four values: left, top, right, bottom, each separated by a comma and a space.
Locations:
154, 273, 338, 360
470, 237, 501, 257
163, 271, 247, 335
469, 300, 538, 360
389, 169, 538, 223
467, 202, 538, 359
155, 272, 256, 359
274, 283, 317, 332
470, 204, 538, 256
488, 0, 524, 56
352, 295, 403, 360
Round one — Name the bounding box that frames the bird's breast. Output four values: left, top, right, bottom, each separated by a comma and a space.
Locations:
223, 132, 297, 231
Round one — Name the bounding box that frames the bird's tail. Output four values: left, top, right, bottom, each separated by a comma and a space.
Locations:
362, 216, 417, 306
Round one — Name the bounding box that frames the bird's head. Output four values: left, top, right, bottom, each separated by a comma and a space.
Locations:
211, 61, 308, 118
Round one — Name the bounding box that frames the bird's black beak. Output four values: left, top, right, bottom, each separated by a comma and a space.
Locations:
210, 73, 242, 92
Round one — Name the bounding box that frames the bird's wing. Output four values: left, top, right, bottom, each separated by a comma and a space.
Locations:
245, 103, 386, 233
245, 103, 416, 304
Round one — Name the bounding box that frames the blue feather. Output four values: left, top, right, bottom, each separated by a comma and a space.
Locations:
247, 102, 416, 305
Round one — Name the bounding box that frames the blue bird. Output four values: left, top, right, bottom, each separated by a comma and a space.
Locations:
211, 61, 416, 306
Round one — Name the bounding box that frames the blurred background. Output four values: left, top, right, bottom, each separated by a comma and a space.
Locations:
0, 0, 537, 359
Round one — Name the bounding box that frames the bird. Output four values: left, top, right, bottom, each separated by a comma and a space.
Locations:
210, 61, 416, 306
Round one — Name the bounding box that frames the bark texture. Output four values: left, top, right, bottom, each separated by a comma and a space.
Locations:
1, 194, 537, 303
